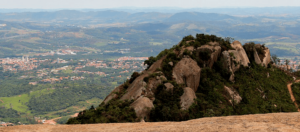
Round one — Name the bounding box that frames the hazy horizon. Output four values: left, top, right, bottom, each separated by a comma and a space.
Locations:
1, 0, 300, 9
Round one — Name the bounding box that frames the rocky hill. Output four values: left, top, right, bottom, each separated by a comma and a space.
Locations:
67, 34, 297, 124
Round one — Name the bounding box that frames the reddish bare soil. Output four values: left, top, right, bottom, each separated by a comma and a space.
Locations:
287, 80, 300, 112
2, 112, 300, 132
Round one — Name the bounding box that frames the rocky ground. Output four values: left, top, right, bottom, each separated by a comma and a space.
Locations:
2, 112, 300, 132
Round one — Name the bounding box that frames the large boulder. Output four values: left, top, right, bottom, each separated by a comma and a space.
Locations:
222, 41, 251, 82
180, 87, 197, 110
120, 56, 166, 101
172, 58, 201, 92
145, 74, 166, 101
120, 77, 146, 101
222, 51, 236, 82
230, 41, 250, 67
196, 44, 222, 68
254, 50, 262, 65
130, 97, 154, 120
164, 83, 174, 92
252, 44, 271, 67
179, 46, 194, 56
224, 86, 242, 105
262, 48, 271, 67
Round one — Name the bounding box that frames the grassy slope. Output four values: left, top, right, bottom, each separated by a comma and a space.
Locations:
0, 89, 55, 113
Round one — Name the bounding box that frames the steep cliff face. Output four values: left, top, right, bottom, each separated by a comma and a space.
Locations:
67, 34, 296, 124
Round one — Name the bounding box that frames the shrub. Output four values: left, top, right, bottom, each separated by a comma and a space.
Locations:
143, 77, 149, 83
144, 56, 157, 69
66, 99, 137, 124
129, 72, 140, 83
182, 35, 195, 41
149, 82, 186, 121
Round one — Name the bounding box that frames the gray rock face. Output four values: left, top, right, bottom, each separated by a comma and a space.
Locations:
172, 58, 201, 92
130, 97, 154, 120
180, 87, 197, 110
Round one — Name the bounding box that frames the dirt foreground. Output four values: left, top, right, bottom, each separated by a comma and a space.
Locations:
2, 112, 300, 132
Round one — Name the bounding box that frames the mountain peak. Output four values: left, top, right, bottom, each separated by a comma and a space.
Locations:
67, 34, 295, 124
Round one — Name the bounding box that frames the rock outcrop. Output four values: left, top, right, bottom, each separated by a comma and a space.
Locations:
130, 97, 154, 120
71, 34, 276, 124
230, 41, 250, 67
254, 49, 262, 65
196, 44, 222, 68
164, 83, 174, 92
222, 51, 237, 82
262, 48, 271, 67
224, 86, 242, 105
222, 41, 251, 82
103, 85, 124, 104
172, 58, 201, 92
118, 57, 166, 101
101, 38, 273, 121
180, 87, 197, 110
179, 46, 194, 56
253, 44, 271, 67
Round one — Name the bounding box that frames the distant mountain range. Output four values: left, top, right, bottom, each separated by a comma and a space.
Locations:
1, 7, 300, 15
0, 10, 261, 25
0, 9, 300, 57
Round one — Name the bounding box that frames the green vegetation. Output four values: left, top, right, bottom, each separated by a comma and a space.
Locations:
150, 62, 295, 121
0, 107, 37, 124
291, 83, 300, 107
149, 82, 186, 121
0, 56, 138, 124
66, 99, 137, 124
27, 84, 110, 114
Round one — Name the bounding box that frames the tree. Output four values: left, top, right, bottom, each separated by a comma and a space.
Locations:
271, 54, 279, 65
89, 105, 95, 110
297, 65, 300, 71
144, 56, 156, 69
285, 59, 290, 66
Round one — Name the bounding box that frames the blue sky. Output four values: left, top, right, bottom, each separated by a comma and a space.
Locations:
1, 0, 300, 9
